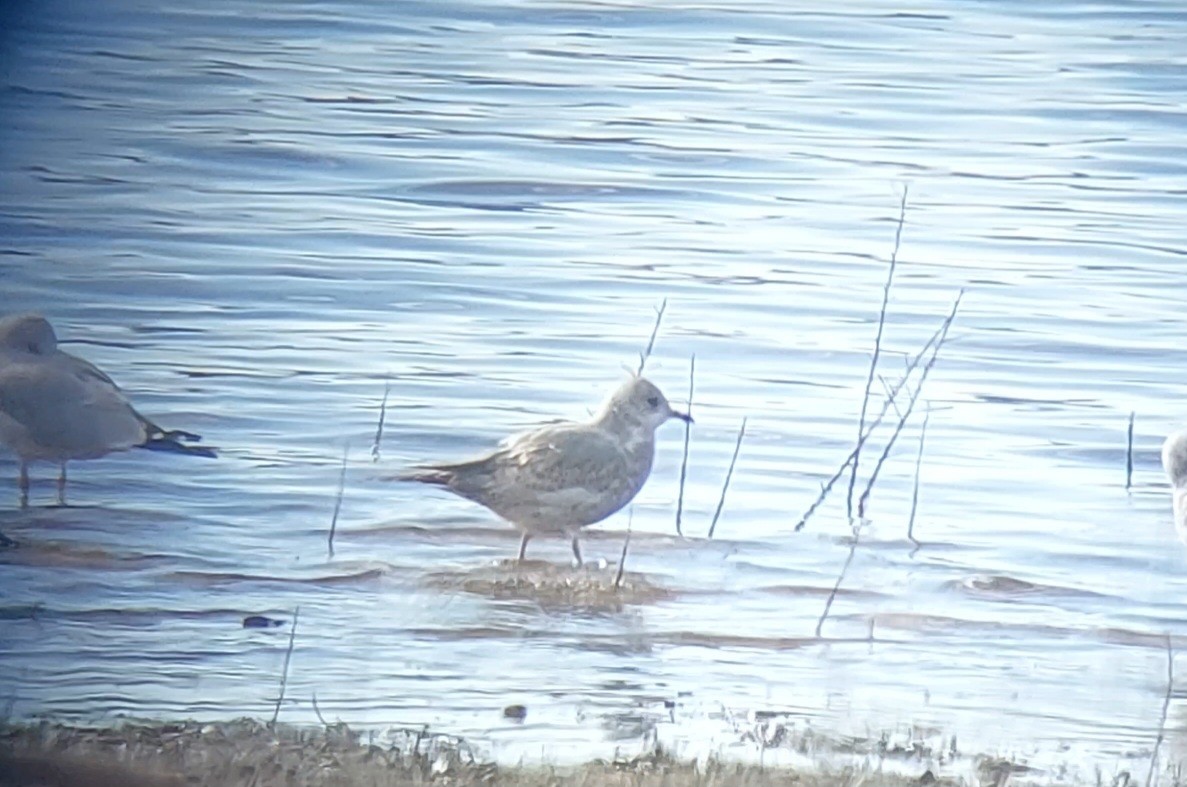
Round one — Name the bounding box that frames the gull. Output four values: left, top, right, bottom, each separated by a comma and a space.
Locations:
1162, 428, 1187, 546
0, 313, 217, 511
398, 375, 692, 566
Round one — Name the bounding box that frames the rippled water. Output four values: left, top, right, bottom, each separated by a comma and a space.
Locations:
2, 0, 1187, 777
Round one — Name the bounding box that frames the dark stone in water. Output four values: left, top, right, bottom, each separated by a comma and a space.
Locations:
502, 704, 527, 722
242, 615, 284, 629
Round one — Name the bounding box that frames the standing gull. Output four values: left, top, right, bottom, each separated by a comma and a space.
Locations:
0, 313, 216, 509
399, 375, 692, 566
1162, 428, 1187, 546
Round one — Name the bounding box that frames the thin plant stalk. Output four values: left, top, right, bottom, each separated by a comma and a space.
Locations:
906, 410, 930, 547
328, 444, 348, 557
271, 606, 300, 726
857, 313, 955, 519
312, 692, 330, 727
372, 381, 390, 463
708, 417, 747, 539
795, 291, 962, 532
615, 509, 633, 589
818, 294, 961, 634
1126, 411, 1136, 491
1146, 634, 1174, 787
848, 187, 909, 519
636, 298, 668, 375
816, 537, 859, 638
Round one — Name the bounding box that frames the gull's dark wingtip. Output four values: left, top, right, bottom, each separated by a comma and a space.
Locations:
139, 438, 218, 459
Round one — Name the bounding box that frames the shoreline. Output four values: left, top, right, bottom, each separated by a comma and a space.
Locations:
0, 716, 1113, 787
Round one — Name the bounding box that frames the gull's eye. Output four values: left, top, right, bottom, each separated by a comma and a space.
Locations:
646, 395, 659, 408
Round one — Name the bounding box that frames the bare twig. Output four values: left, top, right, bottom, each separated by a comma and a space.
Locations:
907, 410, 930, 548
708, 417, 747, 539
877, 375, 905, 419
328, 444, 349, 557
816, 296, 960, 634
271, 606, 300, 726
615, 509, 633, 589
848, 186, 909, 519
1146, 634, 1174, 787
1126, 411, 1136, 491
816, 535, 860, 638
372, 382, 390, 463
675, 354, 695, 537
312, 692, 330, 727
636, 298, 668, 375
857, 314, 956, 519
795, 291, 963, 532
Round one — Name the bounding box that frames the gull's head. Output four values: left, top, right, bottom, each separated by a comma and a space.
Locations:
598, 375, 692, 433
0, 313, 58, 356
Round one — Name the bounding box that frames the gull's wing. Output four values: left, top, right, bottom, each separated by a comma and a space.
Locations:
0, 352, 150, 459
500, 421, 633, 493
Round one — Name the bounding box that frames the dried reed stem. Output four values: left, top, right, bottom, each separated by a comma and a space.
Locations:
795, 292, 962, 532
371, 381, 390, 463
1146, 634, 1174, 787
816, 293, 960, 635
708, 417, 747, 539
636, 298, 668, 375
675, 354, 695, 537
270, 606, 300, 726
906, 410, 930, 547
857, 307, 957, 519
328, 444, 348, 557
1126, 411, 1136, 491
615, 509, 633, 589
815, 536, 860, 638
847, 186, 908, 519
311, 692, 329, 727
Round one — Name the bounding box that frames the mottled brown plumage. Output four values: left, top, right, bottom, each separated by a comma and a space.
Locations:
400, 376, 691, 565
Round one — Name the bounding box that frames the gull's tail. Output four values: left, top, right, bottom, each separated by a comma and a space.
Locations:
139, 427, 218, 459
393, 465, 459, 487
391, 458, 493, 502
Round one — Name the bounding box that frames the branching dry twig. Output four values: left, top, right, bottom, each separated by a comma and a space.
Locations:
708, 417, 747, 539
271, 606, 300, 726
372, 382, 390, 463
1147, 634, 1174, 787
636, 298, 668, 375
857, 311, 957, 519
795, 291, 963, 532
815, 292, 961, 635
848, 186, 909, 519
1127, 410, 1136, 491
328, 445, 348, 557
675, 354, 695, 537
907, 409, 930, 548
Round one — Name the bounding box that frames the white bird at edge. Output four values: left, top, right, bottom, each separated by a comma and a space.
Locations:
1161, 427, 1187, 546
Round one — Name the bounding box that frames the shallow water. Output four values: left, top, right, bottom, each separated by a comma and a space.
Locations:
1, 0, 1186, 778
